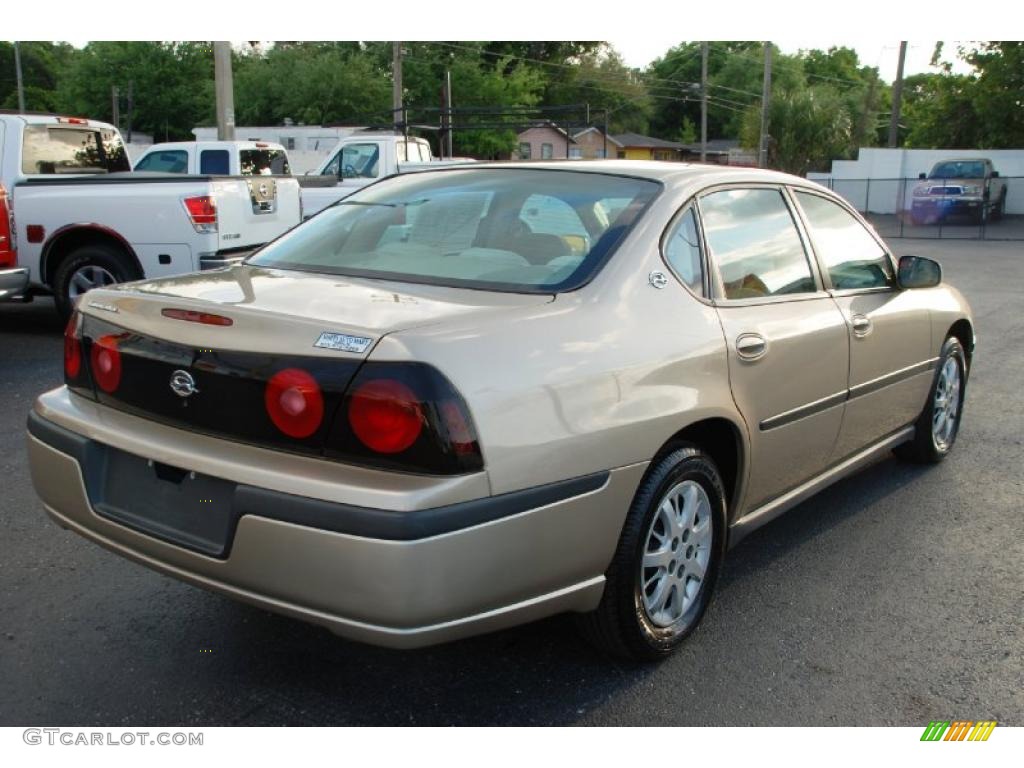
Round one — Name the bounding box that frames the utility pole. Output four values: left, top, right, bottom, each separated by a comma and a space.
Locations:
14, 41, 26, 113
888, 41, 908, 148
125, 81, 134, 143
445, 70, 453, 159
603, 110, 609, 159
213, 41, 236, 141
392, 41, 403, 132
111, 85, 120, 129
759, 42, 772, 169
700, 41, 708, 163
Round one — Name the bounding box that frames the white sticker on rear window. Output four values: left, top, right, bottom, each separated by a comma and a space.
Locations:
314, 332, 372, 354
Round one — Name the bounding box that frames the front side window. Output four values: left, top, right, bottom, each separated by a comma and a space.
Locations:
794, 191, 893, 291
22, 125, 130, 175
247, 169, 660, 293
700, 188, 816, 300
663, 207, 704, 296
136, 150, 188, 173
339, 143, 379, 179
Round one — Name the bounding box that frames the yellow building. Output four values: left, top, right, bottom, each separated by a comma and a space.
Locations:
610, 132, 685, 161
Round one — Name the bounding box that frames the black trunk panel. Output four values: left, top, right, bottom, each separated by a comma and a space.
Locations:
81, 315, 361, 457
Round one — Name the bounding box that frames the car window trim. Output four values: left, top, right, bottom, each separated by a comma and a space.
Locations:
658, 196, 712, 302
786, 184, 900, 295
693, 182, 827, 306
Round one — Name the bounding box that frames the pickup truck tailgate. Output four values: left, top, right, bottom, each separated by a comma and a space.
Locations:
212, 177, 301, 253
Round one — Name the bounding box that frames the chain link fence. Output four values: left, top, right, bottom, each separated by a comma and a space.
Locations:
813, 176, 1024, 240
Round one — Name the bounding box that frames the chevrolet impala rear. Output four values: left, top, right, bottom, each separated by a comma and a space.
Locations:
26, 167, 662, 649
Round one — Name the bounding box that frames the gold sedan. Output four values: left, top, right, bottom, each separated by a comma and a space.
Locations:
27, 162, 973, 660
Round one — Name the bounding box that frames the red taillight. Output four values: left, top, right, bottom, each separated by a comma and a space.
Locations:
265, 368, 324, 439
63, 314, 82, 379
90, 334, 122, 393
161, 308, 233, 326
0, 184, 15, 269
183, 196, 218, 233
57, 117, 89, 125
348, 379, 424, 454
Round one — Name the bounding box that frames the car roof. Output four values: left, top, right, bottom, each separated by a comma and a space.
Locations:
414, 159, 820, 191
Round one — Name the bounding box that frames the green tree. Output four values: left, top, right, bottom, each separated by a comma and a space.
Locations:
233, 43, 390, 126
965, 41, 1024, 147
741, 86, 852, 174
58, 41, 214, 141
901, 72, 980, 148
0, 41, 77, 112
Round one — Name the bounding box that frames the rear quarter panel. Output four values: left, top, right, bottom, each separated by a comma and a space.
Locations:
371, 197, 744, 497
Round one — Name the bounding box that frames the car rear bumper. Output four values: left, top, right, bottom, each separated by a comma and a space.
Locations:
26, 392, 644, 648
0, 267, 29, 300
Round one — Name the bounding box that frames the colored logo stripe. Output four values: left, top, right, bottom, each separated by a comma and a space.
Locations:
920, 720, 996, 741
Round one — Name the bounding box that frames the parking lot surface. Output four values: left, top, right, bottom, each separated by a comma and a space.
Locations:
1, 238, 1021, 726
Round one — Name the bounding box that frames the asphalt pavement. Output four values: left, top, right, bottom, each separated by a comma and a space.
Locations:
1, 238, 1021, 726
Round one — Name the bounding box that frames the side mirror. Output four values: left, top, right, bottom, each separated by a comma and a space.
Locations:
898, 255, 942, 289
918, 172, 927, 180
991, 170, 1000, 178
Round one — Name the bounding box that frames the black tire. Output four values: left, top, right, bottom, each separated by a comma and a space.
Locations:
53, 243, 141, 320
894, 336, 967, 464
995, 190, 1007, 221
577, 445, 727, 661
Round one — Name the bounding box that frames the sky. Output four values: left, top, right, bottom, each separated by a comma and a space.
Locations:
611, 40, 973, 82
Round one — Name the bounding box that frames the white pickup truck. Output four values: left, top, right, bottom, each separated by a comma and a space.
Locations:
299, 134, 472, 217
134, 140, 292, 176
0, 113, 301, 317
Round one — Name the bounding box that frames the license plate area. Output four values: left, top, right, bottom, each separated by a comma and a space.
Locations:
89, 446, 239, 558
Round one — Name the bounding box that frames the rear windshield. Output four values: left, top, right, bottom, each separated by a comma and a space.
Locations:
247, 168, 661, 292
929, 161, 986, 179
21, 125, 130, 175
240, 149, 291, 176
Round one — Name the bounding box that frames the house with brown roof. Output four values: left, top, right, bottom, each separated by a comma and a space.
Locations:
572, 127, 623, 159
513, 122, 577, 160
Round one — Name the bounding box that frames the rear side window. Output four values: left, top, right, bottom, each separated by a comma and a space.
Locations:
794, 191, 894, 290
700, 188, 816, 300
663, 207, 704, 296
21, 125, 130, 175
136, 150, 188, 173
239, 149, 290, 176
200, 149, 230, 174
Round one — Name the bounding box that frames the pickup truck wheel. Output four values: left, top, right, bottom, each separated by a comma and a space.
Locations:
895, 336, 967, 464
576, 445, 727, 661
54, 244, 142, 320
995, 190, 1007, 220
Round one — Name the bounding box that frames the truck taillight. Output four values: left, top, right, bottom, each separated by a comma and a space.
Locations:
56, 117, 90, 125
63, 312, 83, 380
182, 196, 218, 234
0, 184, 15, 269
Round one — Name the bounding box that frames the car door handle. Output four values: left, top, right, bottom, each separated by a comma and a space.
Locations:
735, 333, 768, 361
851, 314, 872, 337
